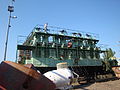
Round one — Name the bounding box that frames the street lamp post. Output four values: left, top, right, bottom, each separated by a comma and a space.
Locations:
3, 5, 16, 61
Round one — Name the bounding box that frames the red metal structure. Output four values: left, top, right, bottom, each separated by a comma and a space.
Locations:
112, 66, 120, 78
0, 61, 56, 90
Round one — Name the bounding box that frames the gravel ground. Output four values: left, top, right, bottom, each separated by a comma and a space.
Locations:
73, 79, 120, 90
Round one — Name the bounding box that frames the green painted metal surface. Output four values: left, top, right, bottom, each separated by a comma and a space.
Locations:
17, 25, 104, 67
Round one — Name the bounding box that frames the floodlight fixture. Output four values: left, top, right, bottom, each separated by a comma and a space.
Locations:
11, 16, 17, 19
8, 6, 14, 12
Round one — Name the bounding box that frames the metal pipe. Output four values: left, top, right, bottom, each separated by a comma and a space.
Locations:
4, 12, 12, 61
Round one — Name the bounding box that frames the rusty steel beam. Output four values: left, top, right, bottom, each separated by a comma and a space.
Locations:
0, 61, 56, 90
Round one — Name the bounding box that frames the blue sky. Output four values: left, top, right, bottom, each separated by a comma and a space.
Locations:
0, 0, 120, 62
